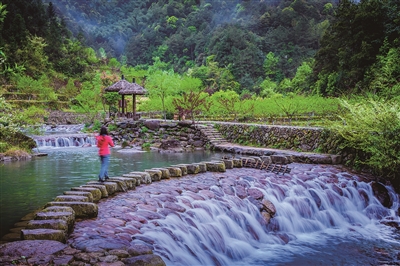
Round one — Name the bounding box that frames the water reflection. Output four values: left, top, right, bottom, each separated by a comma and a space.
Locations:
0, 147, 224, 238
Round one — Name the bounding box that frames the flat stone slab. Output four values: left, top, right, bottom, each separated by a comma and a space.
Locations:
45, 202, 98, 218
63, 191, 94, 202
165, 167, 182, 177
21, 229, 66, 243
81, 184, 108, 198
145, 169, 162, 181
71, 187, 102, 202
109, 176, 136, 190
26, 219, 69, 234
54, 195, 89, 202
0, 240, 67, 257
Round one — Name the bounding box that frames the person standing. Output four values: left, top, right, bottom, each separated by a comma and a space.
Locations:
96, 126, 115, 182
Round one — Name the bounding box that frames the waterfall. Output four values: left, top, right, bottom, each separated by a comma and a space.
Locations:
33, 134, 97, 148
133, 166, 400, 265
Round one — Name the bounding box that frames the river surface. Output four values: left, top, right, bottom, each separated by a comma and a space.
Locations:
0, 145, 224, 239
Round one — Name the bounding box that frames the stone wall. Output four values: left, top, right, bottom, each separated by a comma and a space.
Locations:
107, 120, 207, 152
46, 111, 102, 125
215, 122, 344, 152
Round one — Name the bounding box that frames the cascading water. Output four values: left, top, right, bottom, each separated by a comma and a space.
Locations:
33, 134, 97, 148
30, 124, 97, 148
129, 164, 400, 265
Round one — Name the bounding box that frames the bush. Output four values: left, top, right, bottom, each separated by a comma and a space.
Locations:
329, 99, 400, 185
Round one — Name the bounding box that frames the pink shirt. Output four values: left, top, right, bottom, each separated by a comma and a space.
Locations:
96, 135, 115, 156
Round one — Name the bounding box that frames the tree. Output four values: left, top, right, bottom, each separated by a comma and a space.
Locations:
146, 65, 181, 120
172, 91, 210, 124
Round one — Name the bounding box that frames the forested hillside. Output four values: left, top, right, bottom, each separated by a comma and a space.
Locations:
2, 0, 400, 186
40, 0, 338, 91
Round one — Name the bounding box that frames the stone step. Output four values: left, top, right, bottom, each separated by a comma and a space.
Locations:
54, 195, 89, 202
70, 187, 102, 202
63, 191, 94, 202
21, 228, 66, 243
45, 202, 98, 218
26, 219, 69, 235
81, 184, 109, 198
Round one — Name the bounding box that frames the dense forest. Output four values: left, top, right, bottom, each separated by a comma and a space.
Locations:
1, 0, 400, 185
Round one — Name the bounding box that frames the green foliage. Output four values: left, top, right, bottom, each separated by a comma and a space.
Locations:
172, 91, 210, 123
329, 99, 400, 181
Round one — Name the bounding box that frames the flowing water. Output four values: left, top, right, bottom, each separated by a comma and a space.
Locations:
0, 126, 225, 239
2, 125, 400, 265
126, 165, 400, 265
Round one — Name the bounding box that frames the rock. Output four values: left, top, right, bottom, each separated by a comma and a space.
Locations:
45, 202, 98, 218
21, 229, 66, 243
144, 120, 160, 131
205, 161, 226, 172
71, 187, 102, 202
166, 167, 182, 177
26, 219, 69, 235
81, 184, 109, 198
0, 240, 67, 257
129, 172, 152, 184
371, 181, 393, 208
222, 159, 234, 169
145, 169, 163, 182
261, 199, 276, 216
152, 168, 171, 179
54, 195, 89, 202
172, 165, 188, 175
122, 254, 166, 266
64, 191, 94, 202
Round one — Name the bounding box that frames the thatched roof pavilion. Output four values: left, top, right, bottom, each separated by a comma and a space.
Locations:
104, 75, 147, 120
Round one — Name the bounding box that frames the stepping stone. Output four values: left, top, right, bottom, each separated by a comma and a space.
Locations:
145, 169, 162, 181
54, 195, 89, 202
165, 167, 182, 177
70, 187, 102, 202
26, 219, 69, 234
152, 168, 171, 179
81, 184, 108, 198
63, 191, 94, 202
21, 229, 66, 243
109, 176, 136, 190
45, 202, 98, 218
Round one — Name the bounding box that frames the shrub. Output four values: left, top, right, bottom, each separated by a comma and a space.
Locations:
329, 99, 400, 185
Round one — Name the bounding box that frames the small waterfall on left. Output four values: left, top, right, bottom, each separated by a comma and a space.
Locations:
30, 124, 97, 148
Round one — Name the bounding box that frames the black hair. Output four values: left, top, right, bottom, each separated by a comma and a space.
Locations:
99, 126, 108, 135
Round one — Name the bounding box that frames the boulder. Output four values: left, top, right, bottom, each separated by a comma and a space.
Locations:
122, 254, 166, 266
371, 181, 393, 208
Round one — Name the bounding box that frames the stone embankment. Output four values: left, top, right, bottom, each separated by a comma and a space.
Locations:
107, 119, 342, 165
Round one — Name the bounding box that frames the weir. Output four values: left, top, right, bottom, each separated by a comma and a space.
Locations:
33, 134, 96, 148
132, 165, 399, 265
